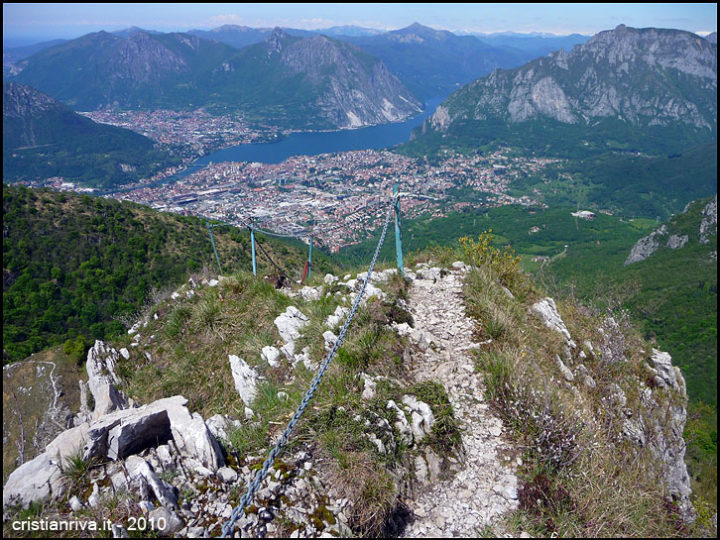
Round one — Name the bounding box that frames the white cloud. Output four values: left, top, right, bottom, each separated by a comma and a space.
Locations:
207, 14, 247, 27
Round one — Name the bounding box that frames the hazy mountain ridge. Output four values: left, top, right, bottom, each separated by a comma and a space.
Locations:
344, 23, 526, 99
13, 30, 238, 110
2, 82, 177, 187
10, 28, 421, 129
425, 25, 717, 144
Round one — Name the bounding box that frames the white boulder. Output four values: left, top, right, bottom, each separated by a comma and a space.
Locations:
86, 340, 129, 420
531, 298, 576, 347
274, 306, 309, 344
3, 422, 90, 508
261, 346, 281, 368
229, 355, 258, 406
402, 395, 435, 442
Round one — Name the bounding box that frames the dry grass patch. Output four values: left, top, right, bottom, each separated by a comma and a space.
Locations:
463, 261, 691, 538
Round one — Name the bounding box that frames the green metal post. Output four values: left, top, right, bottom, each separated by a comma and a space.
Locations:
250, 219, 257, 276
393, 184, 404, 276
207, 220, 223, 274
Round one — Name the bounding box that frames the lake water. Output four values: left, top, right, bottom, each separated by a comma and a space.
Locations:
173, 96, 445, 178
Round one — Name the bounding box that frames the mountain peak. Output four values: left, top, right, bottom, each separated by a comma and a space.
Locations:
267, 26, 290, 52
397, 22, 445, 37
407, 22, 429, 31
3, 81, 60, 118
423, 24, 717, 149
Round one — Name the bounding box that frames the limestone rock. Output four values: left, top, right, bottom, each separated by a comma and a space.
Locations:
86, 340, 129, 420
299, 286, 322, 301
261, 346, 281, 368
149, 506, 185, 536
125, 455, 178, 509
392, 322, 413, 337
625, 225, 668, 265
648, 349, 683, 391
280, 341, 296, 361
323, 330, 338, 352
69, 495, 84, 512
387, 400, 413, 446
531, 297, 574, 345
217, 466, 238, 484
84, 396, 223, 471
325, 305, 349, 329
699, 194, 717, 243
228, 355, 258, 406
402, 395, 435, 442
361, 373, 377, 401
606, 383, 627, 408
3, 422, 90, 508
556, 355, 575, 382
206, 414, 229, 441
274, 306, 309, 344
666, 234, 689, 250
293, 346, 317, 371
622, 419, 646, 446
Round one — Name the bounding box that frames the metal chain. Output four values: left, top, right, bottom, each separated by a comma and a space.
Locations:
221, 197, 398, 538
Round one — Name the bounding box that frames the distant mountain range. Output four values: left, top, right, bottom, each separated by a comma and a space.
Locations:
411, 25, 717, 155
341, 23, 526, 99
11, 30, 239, 111
191, 22, 559, 99
9, 28, 422, 129
5, 23, 594, 127
468, 32, 589, 60
5, 23, 715, 142
3, 82, 177, 187
186, 24, 383, 48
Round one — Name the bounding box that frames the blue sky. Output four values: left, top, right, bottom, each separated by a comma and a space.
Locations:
3, 3, 717, 45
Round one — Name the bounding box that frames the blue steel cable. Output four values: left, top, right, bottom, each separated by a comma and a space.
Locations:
221, 196, 397, 538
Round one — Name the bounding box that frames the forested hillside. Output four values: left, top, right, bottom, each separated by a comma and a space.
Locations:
2, 185, 332, 362
3, 82, 179, 188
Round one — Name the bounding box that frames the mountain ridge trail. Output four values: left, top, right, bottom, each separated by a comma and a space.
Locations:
401, 265, 520, 537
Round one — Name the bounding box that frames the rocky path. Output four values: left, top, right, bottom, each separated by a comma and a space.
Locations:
402, 266, 519, 537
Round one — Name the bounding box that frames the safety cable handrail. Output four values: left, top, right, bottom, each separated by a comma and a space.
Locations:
220, 196, 397, 538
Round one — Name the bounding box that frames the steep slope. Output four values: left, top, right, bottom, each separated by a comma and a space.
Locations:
12, 30, 237, 110
2, 185, 333, 363
2, 82, 177, 187
2, 254, 700, 537
617, 196, 717, 406
3, 38, 68, 76
346, 23, 524, 100
414, 25, 717, 154
11, 28, 422, 130
205, 28, 422, 129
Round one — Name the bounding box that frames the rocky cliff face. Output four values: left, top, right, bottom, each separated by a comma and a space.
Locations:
12, 27, 421, 129
626, 194, 717, 265
3, 82, 63, 148
3, 81, 58, 118
429, 25, 717, 133
248, 28, 423, 128
13, 30, 237, 110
